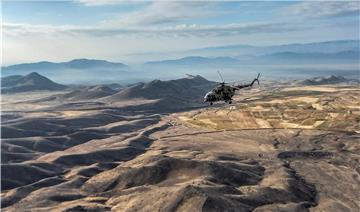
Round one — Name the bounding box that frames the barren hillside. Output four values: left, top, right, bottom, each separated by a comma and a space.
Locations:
1, 82, 359, 211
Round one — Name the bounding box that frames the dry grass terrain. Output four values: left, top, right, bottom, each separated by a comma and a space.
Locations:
179, 85, 360, 132
1, 83, 359, 211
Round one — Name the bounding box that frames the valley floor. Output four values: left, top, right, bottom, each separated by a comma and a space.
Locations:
1, 84, 359, 211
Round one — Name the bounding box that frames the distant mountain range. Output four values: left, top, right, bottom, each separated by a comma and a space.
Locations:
144, 50, 359, 67
186, 40, 360, 57
1, 59, 131, 84
1, 72, 67, 93
144, 56, 240, 67
254, 50, 359, 64
2, 59, 127, 72
296, 75, 358, 86
1, 40, 359, 84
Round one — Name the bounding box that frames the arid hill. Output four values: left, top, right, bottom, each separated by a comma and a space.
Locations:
1, 72, 67, 94
101, 75, 216, 111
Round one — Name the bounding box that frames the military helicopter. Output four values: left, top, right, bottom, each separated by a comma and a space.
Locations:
204, 72, 260, 105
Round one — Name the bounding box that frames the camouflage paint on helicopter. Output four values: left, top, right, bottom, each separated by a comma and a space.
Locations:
204, 72, 260, 105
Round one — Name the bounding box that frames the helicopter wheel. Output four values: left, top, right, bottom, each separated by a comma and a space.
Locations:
229, 100, 232, 104
210, 102, 213, 106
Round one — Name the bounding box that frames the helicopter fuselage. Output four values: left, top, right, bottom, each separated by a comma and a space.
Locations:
204, 84, 236, 105
204, 72, 260, 105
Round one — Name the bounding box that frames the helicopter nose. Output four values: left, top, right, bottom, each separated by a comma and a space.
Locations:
204, 92, 213, 102
204, 94, 209, 102
204, 96, 209, 102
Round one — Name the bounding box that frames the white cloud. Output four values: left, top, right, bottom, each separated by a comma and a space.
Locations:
100, 1, 217, 27
286, 1, 360, 18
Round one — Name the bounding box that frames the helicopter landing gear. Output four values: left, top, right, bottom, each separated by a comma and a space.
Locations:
210, 102, 213, 105
224, 97, 232, 104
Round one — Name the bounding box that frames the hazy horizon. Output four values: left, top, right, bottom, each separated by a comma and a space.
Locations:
1, 39, 359, 67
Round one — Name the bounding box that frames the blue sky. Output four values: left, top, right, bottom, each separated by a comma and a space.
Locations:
2, 1, 359, 65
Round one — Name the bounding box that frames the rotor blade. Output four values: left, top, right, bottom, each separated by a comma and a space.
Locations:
217, 71, 224, 83
256, 73, 261, 84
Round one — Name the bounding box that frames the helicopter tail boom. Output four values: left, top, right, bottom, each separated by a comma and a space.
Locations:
250, 73, 261, 86
234, 73, 261, 90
